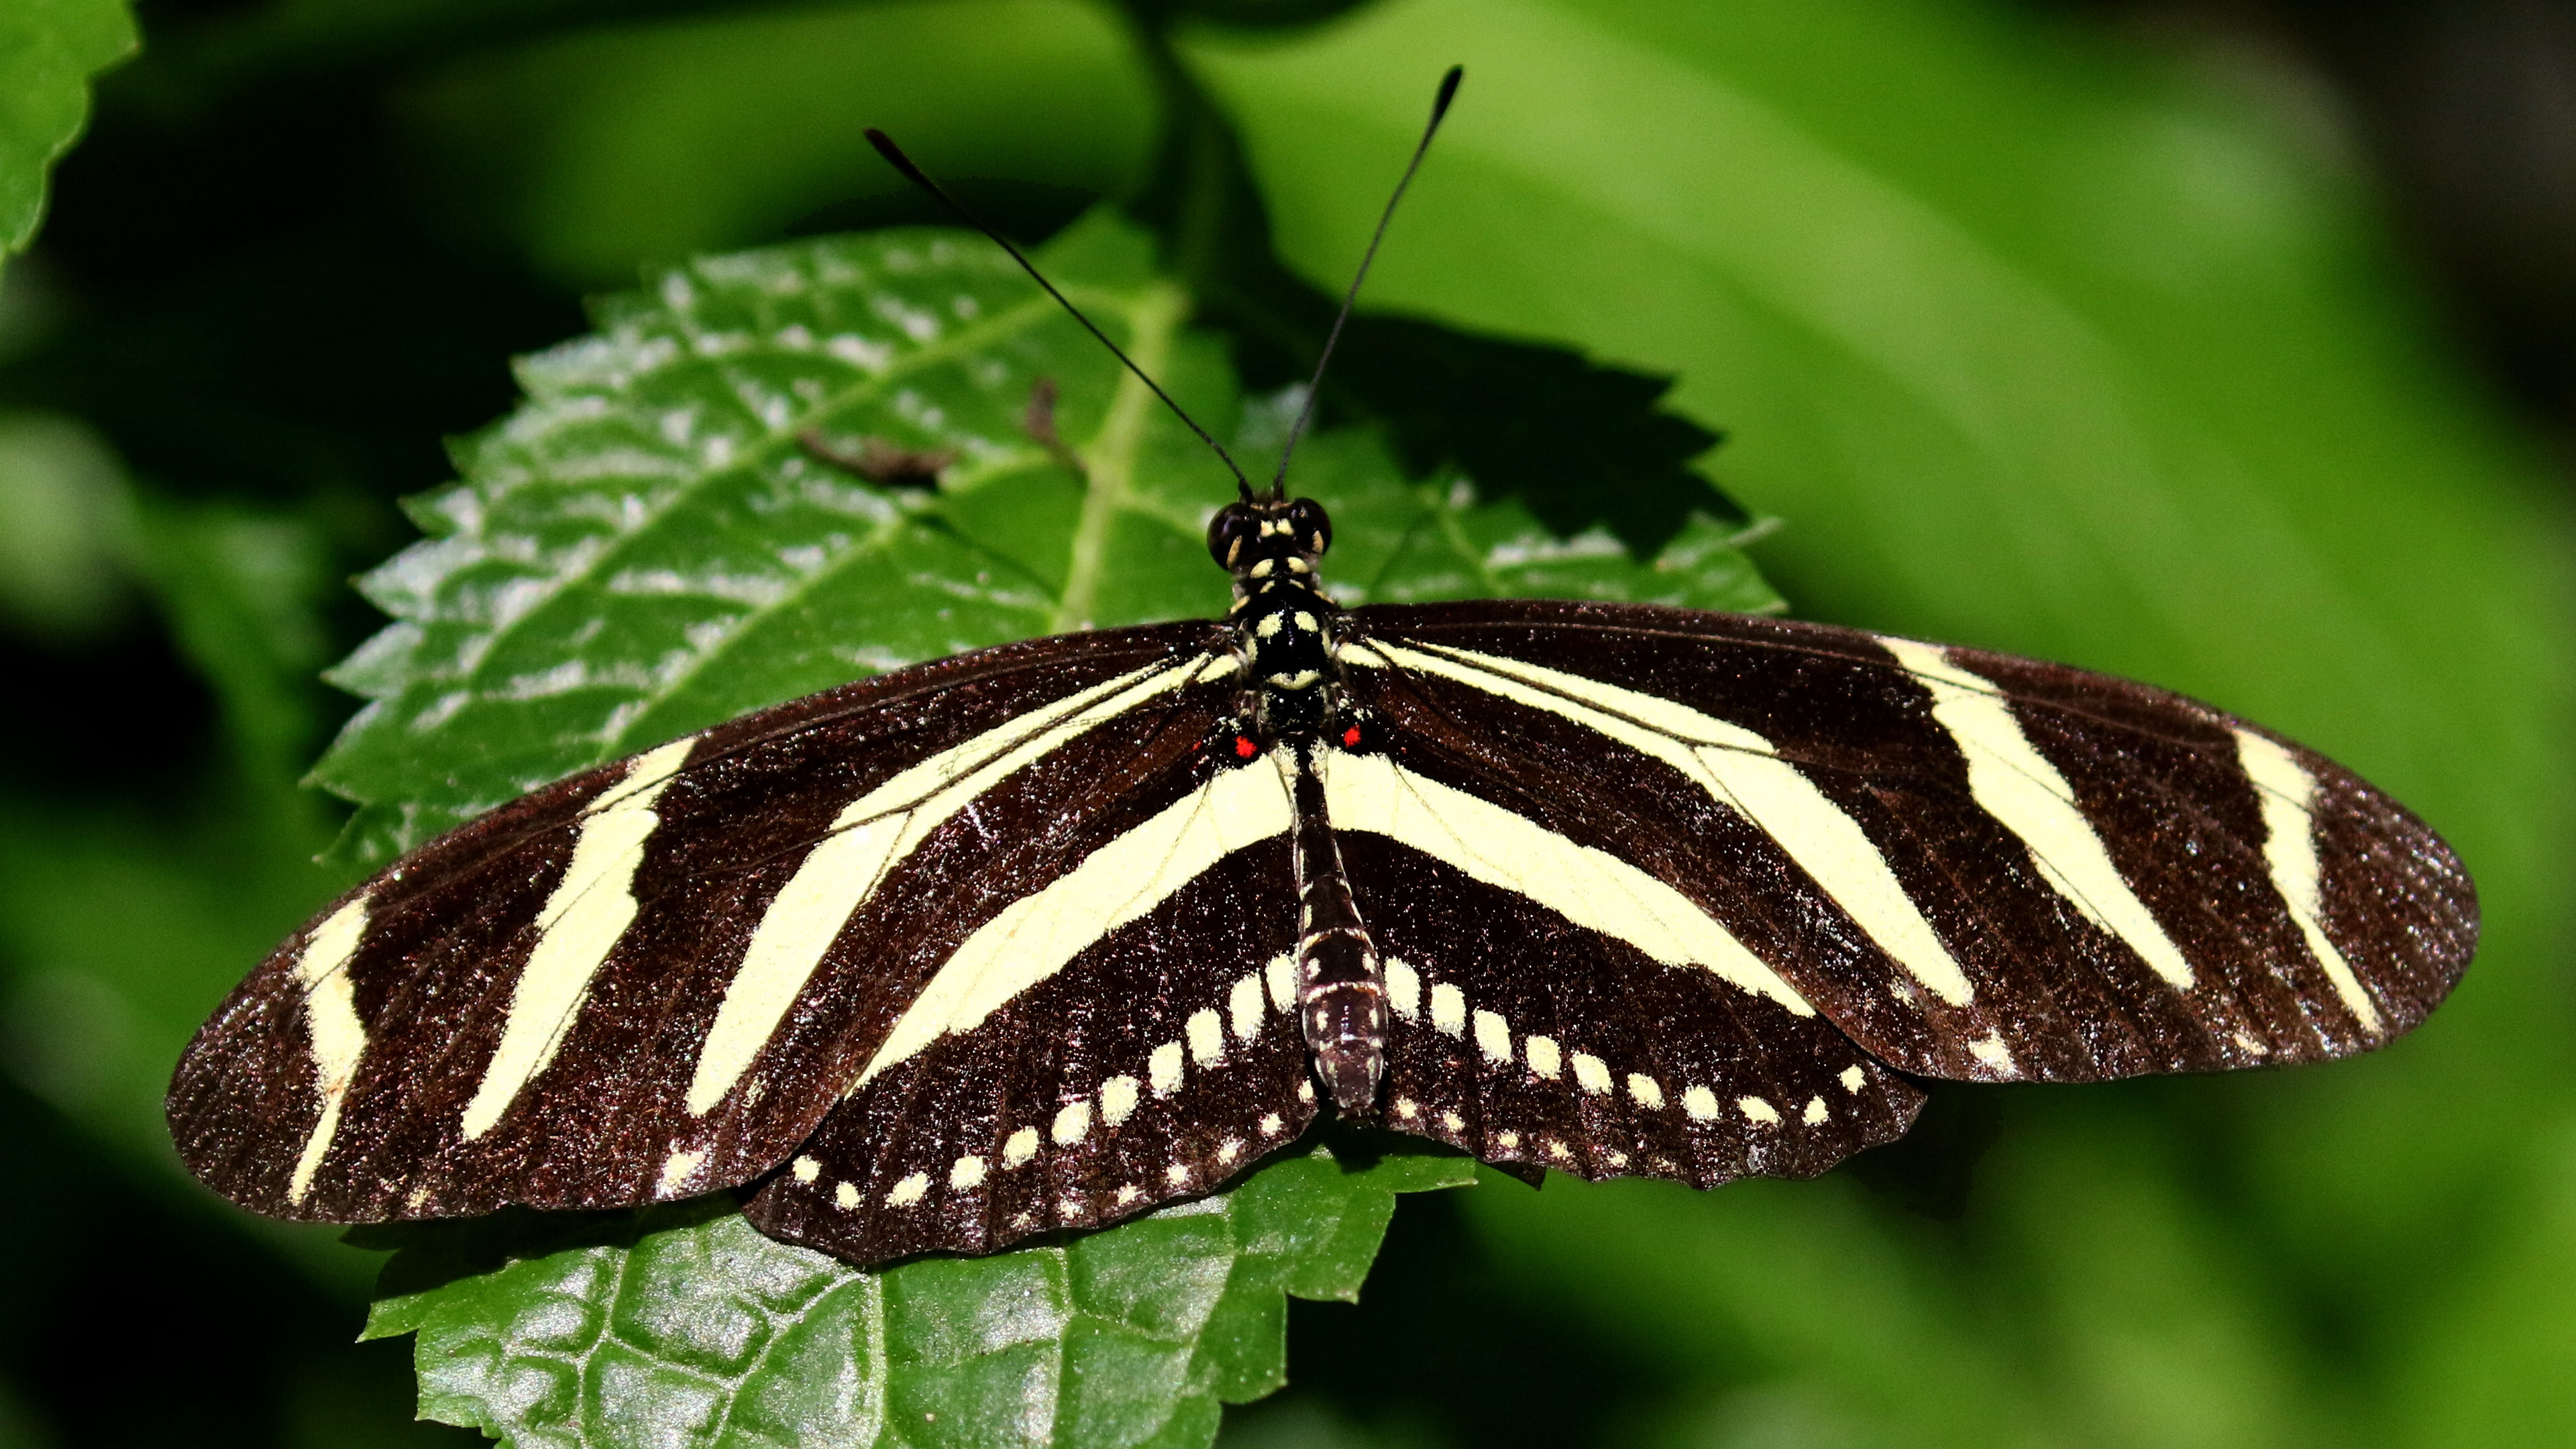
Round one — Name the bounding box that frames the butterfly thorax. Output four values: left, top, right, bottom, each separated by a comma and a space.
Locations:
1210, 496, 1346, 743
1206, 495, 1386, 1114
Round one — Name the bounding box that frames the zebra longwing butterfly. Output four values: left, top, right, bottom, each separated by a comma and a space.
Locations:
166, 71, 2475, 1269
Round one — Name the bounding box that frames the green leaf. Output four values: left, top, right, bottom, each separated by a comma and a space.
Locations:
1324, 316, 1750, 555
329, 209, 1772, 1445
0, 0, 135, 258
311, 210, 1774, 869
134, 497, 341, 784
362, 1140, 1476, 1449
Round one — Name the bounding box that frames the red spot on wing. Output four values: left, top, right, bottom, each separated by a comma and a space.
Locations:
1342, 726, 1362, 747
1234, 736, 1257, 759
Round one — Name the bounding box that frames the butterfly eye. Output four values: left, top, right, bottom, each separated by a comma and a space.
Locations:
1206, 505, 1257, 566
1287, 498, 1332, 556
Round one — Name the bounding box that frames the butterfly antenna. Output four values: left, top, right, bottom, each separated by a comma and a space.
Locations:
1265, 64, 1462, 504
865, 128, 1258, 504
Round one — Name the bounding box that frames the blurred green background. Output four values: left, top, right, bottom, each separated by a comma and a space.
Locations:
2, 0, 2571, 1446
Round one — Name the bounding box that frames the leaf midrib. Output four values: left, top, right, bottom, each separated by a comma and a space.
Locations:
1052, 279, 1190, 634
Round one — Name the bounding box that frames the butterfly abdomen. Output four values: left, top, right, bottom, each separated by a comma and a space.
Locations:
1287, 739, 1389, 1114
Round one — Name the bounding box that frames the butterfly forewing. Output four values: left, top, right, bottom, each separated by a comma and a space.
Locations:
1345, 600, 2475, 1084
170, 584, 2475, 1268
1947, 641, 2475, 1036
168, 624, 1228, 1224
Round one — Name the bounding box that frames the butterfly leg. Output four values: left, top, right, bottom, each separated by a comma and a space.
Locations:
1289, 742, 1387, 1116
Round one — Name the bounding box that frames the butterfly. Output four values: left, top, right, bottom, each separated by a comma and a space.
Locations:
166, 68, 2475, 1267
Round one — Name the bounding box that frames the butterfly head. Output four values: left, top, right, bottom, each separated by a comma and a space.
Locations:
1208, 496, 1332, 594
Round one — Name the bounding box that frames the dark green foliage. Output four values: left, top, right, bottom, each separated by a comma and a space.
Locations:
0, 1, 2571, 1447
1326, 316, 1744, 554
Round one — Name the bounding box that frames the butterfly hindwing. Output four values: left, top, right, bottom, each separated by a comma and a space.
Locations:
168, 625, 1230, 1224
746, 830, 1319, 1262
1344, 600, 2474, 1086
1338, 829, 1927, 1188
